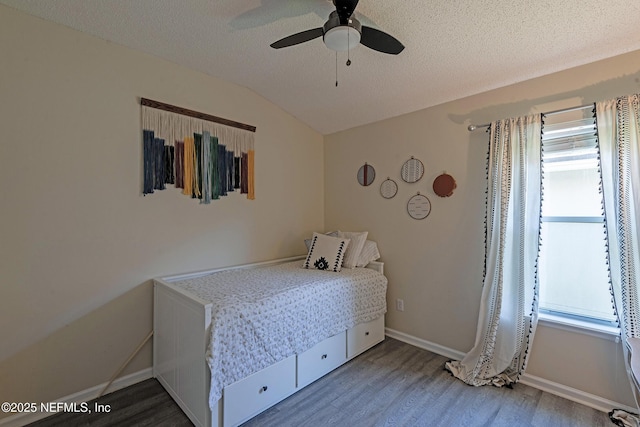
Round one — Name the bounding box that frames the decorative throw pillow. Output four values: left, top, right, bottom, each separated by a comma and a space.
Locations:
337, 231, 368, 269
304, 231, 338, 251
356, 240, 381, 267
303, 232, 350, 272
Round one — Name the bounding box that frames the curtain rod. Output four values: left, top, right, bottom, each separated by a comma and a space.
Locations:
467, 103, 594, 132
140, 97, 257, 133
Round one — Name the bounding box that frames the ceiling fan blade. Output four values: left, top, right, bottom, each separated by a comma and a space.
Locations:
270, 27, 324, 49
360, 26, 404, 55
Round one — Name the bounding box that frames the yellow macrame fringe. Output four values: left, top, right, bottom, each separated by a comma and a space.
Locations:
182, 137, 194, 196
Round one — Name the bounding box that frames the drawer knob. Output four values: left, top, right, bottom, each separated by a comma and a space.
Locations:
259, 386, 268, 393
365, 331, 370, 336
321, 354, 328, 359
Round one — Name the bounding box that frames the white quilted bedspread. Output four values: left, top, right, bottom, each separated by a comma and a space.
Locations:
172, 261, 388, 408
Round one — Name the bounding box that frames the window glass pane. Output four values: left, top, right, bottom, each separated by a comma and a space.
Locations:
539, 222, 615, 322
542, 160, 602, 217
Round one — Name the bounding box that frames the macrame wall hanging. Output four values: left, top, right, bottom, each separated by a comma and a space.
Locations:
141, 98, 256, 203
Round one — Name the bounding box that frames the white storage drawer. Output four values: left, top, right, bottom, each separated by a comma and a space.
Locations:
297, 331, 347, 388
347, 316, 385, 359
223, 355, 296, 427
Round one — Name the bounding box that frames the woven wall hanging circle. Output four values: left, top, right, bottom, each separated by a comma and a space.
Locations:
401, 156, 424, 183
433, 173, 457, 197
357, 163, 376, 186
380, 178, 398, 199
407, 192, 431, 220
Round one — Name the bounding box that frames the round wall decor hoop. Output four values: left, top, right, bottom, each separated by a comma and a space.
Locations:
357, 163, 376, 186
407, 192, 431, 220
433, 173, 457, 197
401, 156, 424, 183
380, 178, 398, 199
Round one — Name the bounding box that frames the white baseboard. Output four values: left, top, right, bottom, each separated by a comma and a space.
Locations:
385, 327, 635, 414
519, 373, 636, 414
0, 368, 152, 427
385, 327, 466, 360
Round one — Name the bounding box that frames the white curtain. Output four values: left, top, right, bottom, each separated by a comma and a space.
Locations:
597, 95, 640, 426
446, 115, 541, 386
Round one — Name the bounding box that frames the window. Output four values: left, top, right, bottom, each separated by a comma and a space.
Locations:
538, 108, 617, 325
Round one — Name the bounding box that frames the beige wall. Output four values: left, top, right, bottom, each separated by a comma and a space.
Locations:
3, 1, 640, 417
0, 5, 323, 416
325, 50, 640, 407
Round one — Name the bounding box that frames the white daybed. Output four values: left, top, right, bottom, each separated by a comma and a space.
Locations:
153, 255, 387, 427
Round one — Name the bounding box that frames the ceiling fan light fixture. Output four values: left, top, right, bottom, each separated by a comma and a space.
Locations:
270, 4, 404, 56
324, 25, 361, 51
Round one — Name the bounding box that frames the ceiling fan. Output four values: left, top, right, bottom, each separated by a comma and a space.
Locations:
270, 0, 404, 55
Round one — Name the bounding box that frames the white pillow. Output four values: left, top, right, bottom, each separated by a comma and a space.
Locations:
303, 232, 350, 272
337, 231, 368, 269
356, 240, 381, 267
304, 231, 338, 251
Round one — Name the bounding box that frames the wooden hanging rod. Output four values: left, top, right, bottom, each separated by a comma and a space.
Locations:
140, 97, 256, 133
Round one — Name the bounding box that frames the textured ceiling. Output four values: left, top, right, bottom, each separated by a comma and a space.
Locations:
3, 0, 640, 134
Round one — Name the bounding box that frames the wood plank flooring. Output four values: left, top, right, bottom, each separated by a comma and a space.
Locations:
28, 338, 615, 427
26, 378, 192, 427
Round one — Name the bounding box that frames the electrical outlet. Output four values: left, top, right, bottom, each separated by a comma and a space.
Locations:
396, 298, 404, 312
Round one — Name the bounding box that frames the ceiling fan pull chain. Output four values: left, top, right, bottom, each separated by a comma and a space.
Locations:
335, 50, 338, 87
346, 24, 352, 66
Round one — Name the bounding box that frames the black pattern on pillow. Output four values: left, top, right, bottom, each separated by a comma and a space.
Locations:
303, 232, 350, 272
